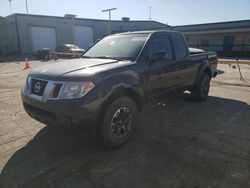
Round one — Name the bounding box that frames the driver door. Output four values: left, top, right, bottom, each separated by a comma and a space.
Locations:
142, 34, 176, 96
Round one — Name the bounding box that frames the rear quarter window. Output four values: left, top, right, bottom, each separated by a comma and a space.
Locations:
172, 34, 188, 60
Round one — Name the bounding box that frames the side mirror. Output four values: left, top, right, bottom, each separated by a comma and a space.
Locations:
150, 51, 169, 62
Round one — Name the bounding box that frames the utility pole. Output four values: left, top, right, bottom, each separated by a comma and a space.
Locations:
8, 0, 12, 14
102, 8, 117, 35
64, 14, 77, 55
25, 0, 31, 54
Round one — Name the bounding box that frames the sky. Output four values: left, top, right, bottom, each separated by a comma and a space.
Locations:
0, 0, 250, 25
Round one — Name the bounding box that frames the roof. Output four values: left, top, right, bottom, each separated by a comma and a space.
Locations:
113, 30, 180, 35
173, 19, 250, 32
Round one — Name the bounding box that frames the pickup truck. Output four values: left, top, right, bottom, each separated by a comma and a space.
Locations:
22, 31, 218, 149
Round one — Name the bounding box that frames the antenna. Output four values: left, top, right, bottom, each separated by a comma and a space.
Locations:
149, 6, 152, 20
25, 0, 29, 15
8, 0, 12, 14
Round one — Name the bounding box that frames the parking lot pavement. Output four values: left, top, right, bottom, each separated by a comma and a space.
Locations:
0, 59, 250, 188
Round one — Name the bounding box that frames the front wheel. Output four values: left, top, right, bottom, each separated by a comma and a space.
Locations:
97, 97, 138, 149
192, 72, 211, 102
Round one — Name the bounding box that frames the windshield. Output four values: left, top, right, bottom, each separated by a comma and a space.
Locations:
83, 34, 149, 60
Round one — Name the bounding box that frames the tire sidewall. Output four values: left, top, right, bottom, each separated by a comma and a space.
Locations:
200, 73, 210, 99
193, 72, 211, 102
100, 97, 138, 149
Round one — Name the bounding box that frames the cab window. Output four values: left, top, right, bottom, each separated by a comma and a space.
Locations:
149, 35, 173, 60
172, 34, 188, 60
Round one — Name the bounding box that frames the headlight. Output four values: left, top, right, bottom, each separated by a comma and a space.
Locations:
59, 81, 95, 99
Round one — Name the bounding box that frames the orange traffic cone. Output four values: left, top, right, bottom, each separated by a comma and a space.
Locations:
24, 58, 30, 70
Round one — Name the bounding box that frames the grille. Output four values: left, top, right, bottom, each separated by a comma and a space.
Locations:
31, 79, 48, 96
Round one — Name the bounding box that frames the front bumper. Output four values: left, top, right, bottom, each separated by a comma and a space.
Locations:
21, 89, 99, 129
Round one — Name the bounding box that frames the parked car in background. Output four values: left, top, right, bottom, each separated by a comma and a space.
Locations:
35, 48, 51, 61
55, 44, 85, 58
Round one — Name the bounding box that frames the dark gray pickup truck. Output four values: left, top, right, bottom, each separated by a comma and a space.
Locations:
22, 31, 217, 149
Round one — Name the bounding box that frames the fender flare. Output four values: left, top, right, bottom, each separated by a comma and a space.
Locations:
97, 74, 144, 114
194, 60, 211, 85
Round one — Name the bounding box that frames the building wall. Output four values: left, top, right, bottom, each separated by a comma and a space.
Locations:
174, 20, 250, 33
17, 15, 73, 53
3, 13, 249, 57
173, 20, 250, 57
185, 32, 250, 52
15, 14, 170, 54
0, 15, 19, 54
111, 21, 170, 34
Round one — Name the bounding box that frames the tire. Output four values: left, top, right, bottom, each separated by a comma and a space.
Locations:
191, 72, 211, 102
97, 97, 138, 149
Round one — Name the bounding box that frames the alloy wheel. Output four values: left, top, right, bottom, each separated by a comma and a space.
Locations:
110, 107, 133, 139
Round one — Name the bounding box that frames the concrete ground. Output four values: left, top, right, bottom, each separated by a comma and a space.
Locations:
0, 58, 250, 188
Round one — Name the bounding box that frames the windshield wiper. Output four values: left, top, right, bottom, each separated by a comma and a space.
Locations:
82, 56, 129, 61
81, 56, 95, 59
94, 56, 113, 59
81, 56, 112, 59
95, 56, 130, 61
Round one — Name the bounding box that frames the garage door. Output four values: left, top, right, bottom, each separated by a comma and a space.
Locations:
30, 26, 56, 52
74, 26, 94, 50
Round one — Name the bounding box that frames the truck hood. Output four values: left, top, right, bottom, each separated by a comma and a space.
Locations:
29, 58, 130, 79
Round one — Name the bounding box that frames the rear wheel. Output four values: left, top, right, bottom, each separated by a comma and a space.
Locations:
97, 97, 138, 149
192, 72, 211, 102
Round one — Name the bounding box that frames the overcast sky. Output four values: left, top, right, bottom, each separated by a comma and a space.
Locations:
0, 0, 250, 25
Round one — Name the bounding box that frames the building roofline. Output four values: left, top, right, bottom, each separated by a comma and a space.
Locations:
174, 26, 250, 33
4, 13, 249, 31
173, 19, 250, 28
9, 13, 170, 27
173, 19, 250, 33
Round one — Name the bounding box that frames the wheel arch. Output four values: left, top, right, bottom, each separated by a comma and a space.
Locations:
100, 86, 143, 115
204, 67, 212, 78
96, 86, 143, 134
194, 60, 212, 85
